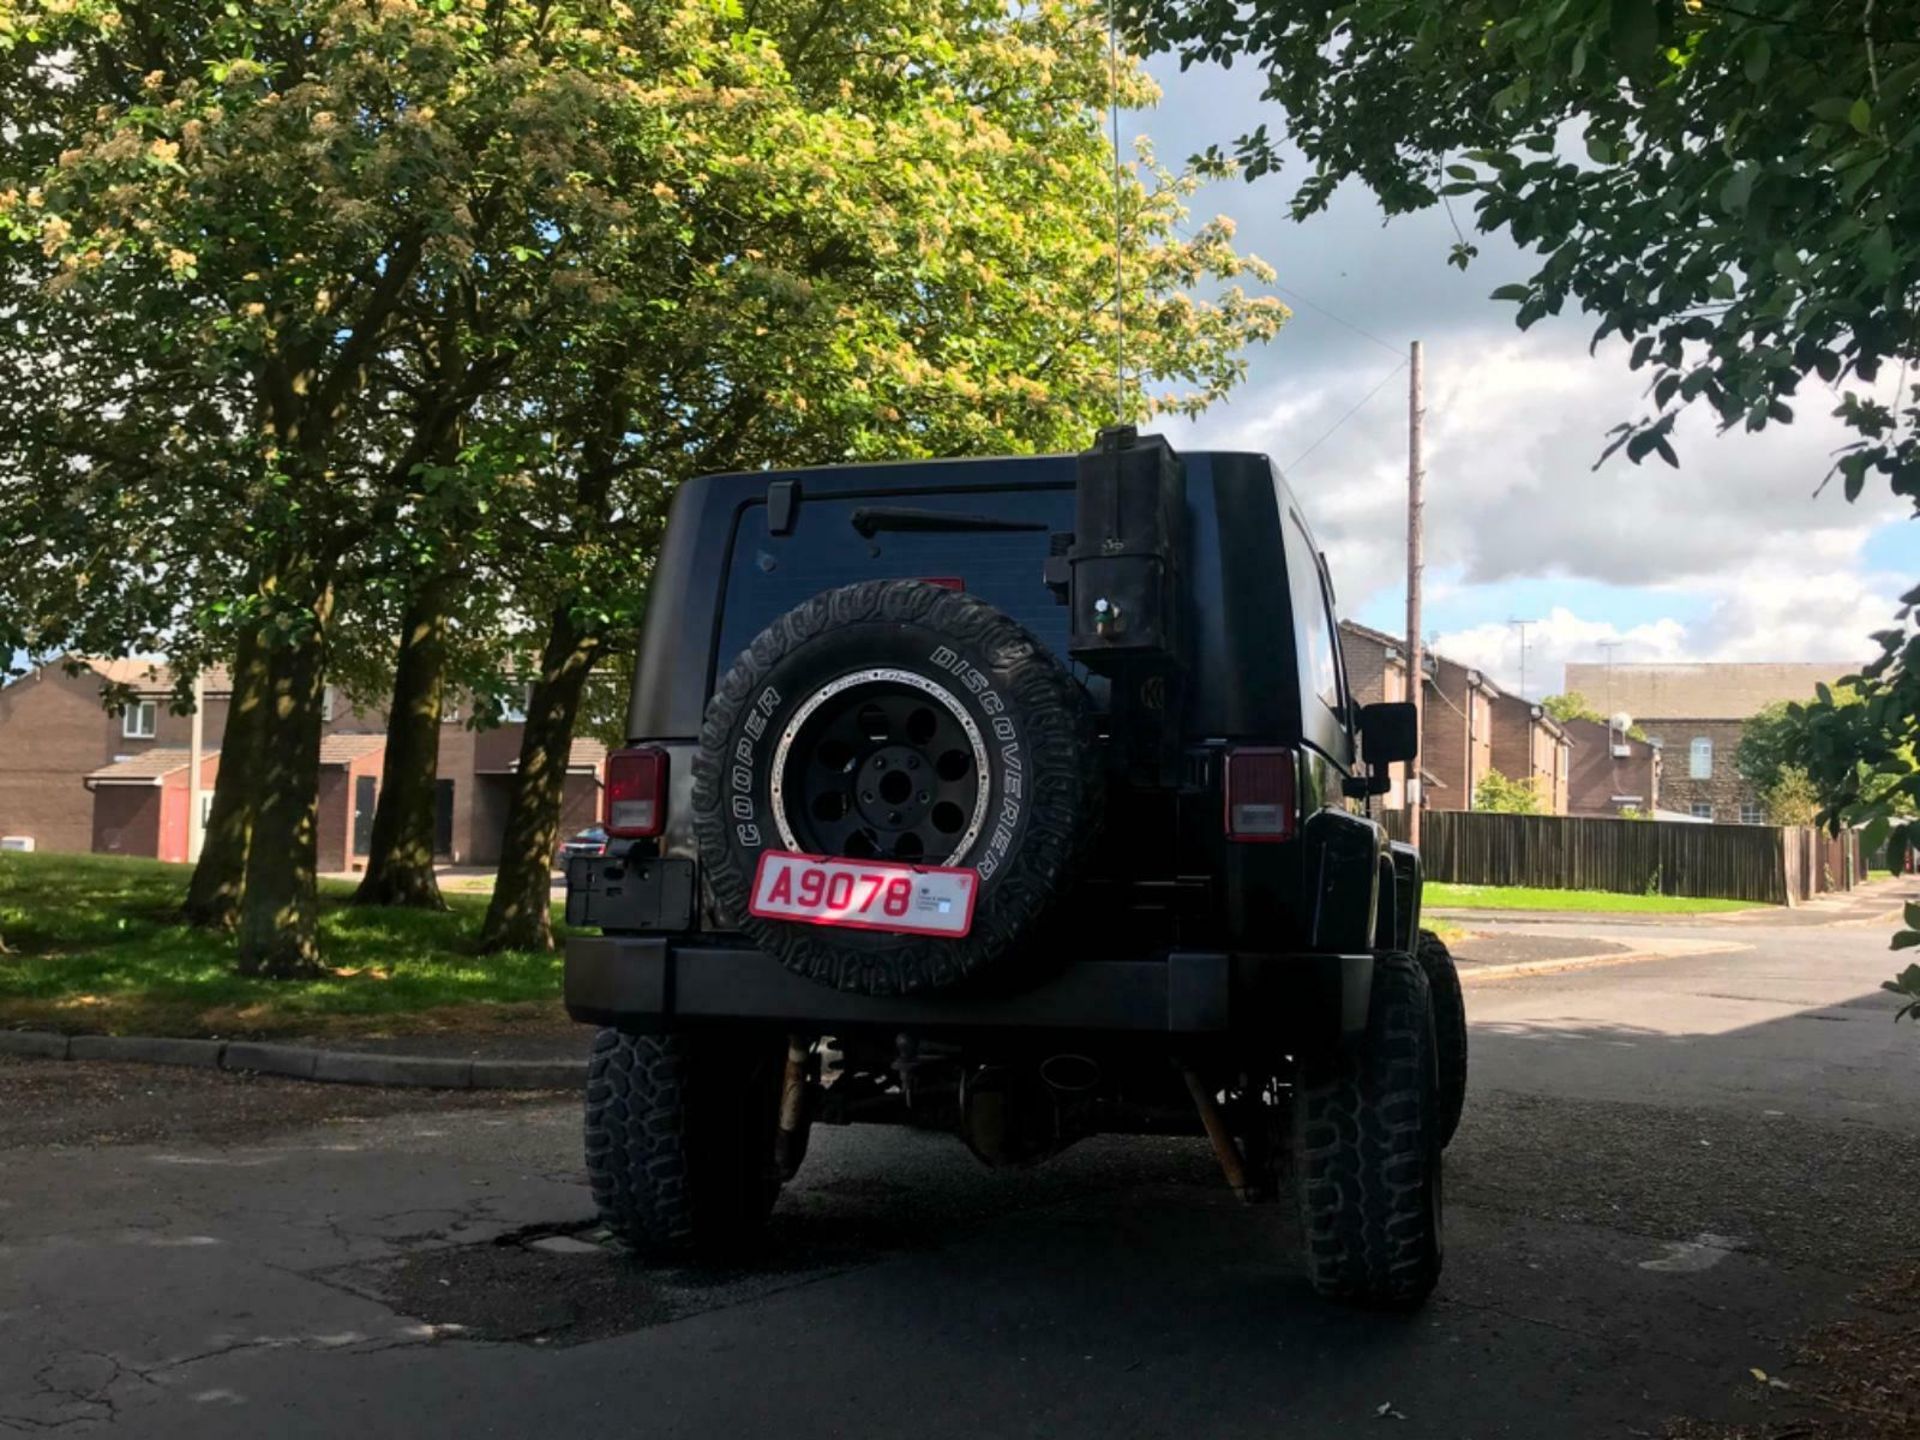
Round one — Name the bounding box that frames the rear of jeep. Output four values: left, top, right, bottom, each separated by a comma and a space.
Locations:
564, 429, 1461, 1306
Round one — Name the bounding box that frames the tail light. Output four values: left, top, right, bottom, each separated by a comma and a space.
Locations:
605, 746, 669, 838
1224, 748, 1296, 842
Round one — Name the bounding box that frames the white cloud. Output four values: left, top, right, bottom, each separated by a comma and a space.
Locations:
1139, 63, 1918, 673
1430, 609, 1689, 699
1164, 328, 1912, 673
1427, 528, 1899, 697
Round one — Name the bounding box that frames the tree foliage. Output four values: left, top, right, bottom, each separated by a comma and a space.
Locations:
1125, 0, 1920, 499
1541, 691, 1604, 726
1473, 769, 1541, 814
1769, 669, 1920, 958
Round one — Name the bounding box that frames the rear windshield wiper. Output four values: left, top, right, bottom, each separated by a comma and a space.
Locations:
849, 505, 1049, 540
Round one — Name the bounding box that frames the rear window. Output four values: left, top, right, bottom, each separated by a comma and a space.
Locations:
716, 488, 1074, 667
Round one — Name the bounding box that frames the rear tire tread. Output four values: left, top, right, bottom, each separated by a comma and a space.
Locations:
1293, 953, 1443, 1307
584, 1027, 780, 1258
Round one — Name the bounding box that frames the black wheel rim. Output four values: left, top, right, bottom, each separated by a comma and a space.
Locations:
773, 678, 985, 865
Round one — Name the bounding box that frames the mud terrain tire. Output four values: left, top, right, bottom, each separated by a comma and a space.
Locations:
585, 1028, 783, 1258
1292, 953, 1445, 1307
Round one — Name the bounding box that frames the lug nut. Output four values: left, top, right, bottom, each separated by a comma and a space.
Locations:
862, 792, 875, 803
917, 792, 929, 804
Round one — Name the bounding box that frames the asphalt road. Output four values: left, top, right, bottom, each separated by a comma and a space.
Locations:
3, 891, 1916, 1438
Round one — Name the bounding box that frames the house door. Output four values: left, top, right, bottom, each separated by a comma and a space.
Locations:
158, 786, 189, 864
434, 779, 455, 858
352, 775, 377, 858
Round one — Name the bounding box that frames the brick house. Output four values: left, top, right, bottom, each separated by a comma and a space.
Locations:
1422, 652, 1502, 812
1561, 716, 1660, 817
85, 749, 224, 862
1338, 622, 1564, 812
0, 658, 603, 866
0, 660, 230, 856
1561, 661, 1851, 823
1489, 694, 1571, 814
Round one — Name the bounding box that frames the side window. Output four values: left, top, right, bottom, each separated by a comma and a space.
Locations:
1689, 736, 1712, 779
1316, 555, 1351, 726
1285, 516, 1339, 715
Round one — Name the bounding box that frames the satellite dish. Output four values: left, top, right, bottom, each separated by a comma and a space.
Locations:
1610, 711, 1633, 734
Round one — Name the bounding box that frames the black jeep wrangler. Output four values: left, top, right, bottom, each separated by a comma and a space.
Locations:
564, 428, 1466, 1307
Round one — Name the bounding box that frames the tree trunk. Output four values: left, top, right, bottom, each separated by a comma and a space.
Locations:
352, 577, 451, 910
478, 607, 601, 953
236, 612, 330, 979
182, 624, 270, 931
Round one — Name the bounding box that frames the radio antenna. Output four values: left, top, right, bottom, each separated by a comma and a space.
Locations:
1108, 0, 1126, 424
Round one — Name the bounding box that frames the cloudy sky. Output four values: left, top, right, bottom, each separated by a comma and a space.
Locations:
1131, 56, 1919, 700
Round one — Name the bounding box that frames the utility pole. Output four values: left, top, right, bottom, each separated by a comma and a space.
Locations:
187, 668, 204, 863
1509, 617, 1536, 701
1405, 340, 1425, 846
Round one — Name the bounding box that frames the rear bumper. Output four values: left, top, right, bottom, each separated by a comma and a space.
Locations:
564, 935, 1372, 1045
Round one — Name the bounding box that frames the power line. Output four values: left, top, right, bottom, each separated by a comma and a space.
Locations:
1283, 360, 1407, 474
1271, 282, 1405, 359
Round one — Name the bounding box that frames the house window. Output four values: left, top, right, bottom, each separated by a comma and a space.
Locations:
1689, 736, 1713, 779
501, 684, 531, 724
1691, 802, 1713, 821
122, 700, 157, 739
321, 686, 335, 722
1740, 800, 1764, 825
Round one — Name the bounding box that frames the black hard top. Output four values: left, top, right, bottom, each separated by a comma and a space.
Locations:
627, 449, 1338, 753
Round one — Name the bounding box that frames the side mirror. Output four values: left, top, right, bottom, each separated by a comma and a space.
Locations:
1360, 701, 1418, 764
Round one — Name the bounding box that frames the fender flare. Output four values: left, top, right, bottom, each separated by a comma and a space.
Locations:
1305, 808, 1386, 954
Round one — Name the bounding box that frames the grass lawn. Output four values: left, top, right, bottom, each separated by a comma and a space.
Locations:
1425, 882, 1761, 915
0, 851, 567, 1039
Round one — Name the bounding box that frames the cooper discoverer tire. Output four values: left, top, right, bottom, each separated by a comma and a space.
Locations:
1416, 928, 1467, 1146
692, 579, 1097, 996
1292, 953, 1445, 1307
584, 1028, 783, 1258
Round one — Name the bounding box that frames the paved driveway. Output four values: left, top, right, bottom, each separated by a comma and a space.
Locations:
3, 897, 1915, 1437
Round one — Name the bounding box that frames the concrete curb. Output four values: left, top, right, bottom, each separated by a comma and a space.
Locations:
0, 1028, 583, 1090
68, 1035, 225, 1068
1458, 939, 1747, 984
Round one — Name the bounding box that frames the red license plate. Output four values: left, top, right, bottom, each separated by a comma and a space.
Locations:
747, 851, 978, 937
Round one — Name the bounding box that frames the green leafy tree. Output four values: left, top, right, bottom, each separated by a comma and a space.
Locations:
1, 0, 700, 970
1759, 765, 1821, 827
1543, 691, 1646, 738
1125, 0, 1920, 499
1542, 692, 1605, 726
466, 0, 1290, 952
1474, 769, 1541, 815
1737, 701, 1801, 796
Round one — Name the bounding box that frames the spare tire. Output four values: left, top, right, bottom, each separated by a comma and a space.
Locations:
692, 580, 1098, 996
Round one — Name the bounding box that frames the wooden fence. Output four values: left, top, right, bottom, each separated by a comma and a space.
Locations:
1378, 810, 1865, 906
